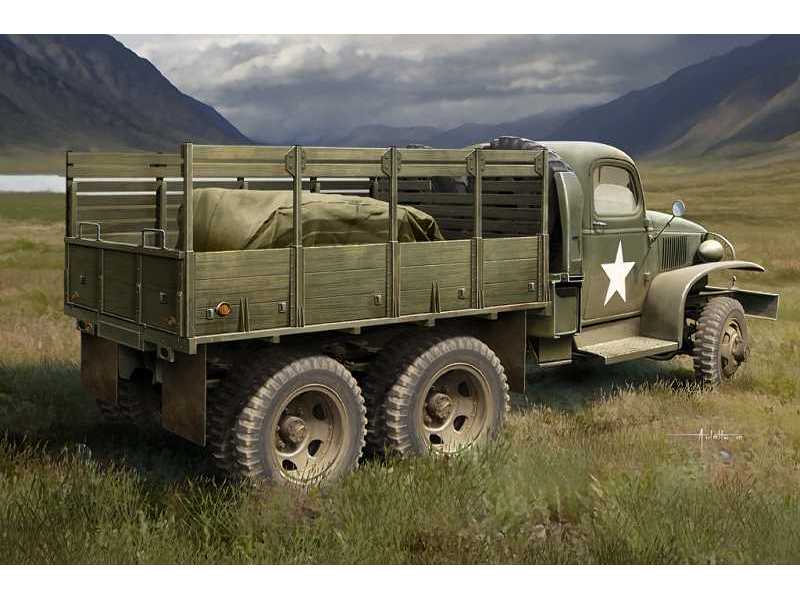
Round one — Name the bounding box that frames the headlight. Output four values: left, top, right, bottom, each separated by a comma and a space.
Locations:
697, 239, 724, 262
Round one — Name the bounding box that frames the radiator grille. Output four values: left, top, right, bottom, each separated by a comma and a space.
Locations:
660, 235, 688, 270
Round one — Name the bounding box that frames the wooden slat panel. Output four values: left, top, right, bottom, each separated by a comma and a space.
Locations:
67, 245, 98, 309
191, 180, 243, 190
100, 232, 141, 245
68, 152, 181, 166
401, 149, 471, 162
195, 273, 290, 305
102, 250, 138, 320
141, 255, 180, 332
79, 206, 178, 222
305, 268, 386, 299
77, 181, 161, 193
483, 281, 539, 306
304, 147, 385, 162
403, 204, 539, 221
141, 255, 180, 289
304, 164, 384, 178
399, 240, 470, 316
437, 218, 538, 237
194, 300, 290, 335
238, 180, 296, 191
77, 194, 156, 207
192, 145, 291, 161
483, 236, 540, 261
193, 248, 291, 332
305, 295, 385, 325
400, 192, 541, 207
195, 274, 289, 295
483, 258, 538, 284
400, 263, 470, 291
483, 236, 541, 307
195, 249, 290, 279
96, 219, 158, 235
192, 163, 289, 177
397, 179, 431, 192
482, 180, 538, 193
400, 287, 471, 315
304, 244, 386, 273
304, 244, 387, 325
69, 165, 180, 178
399, 165, 469, 177
319, 180, 372, 191
399, 240, 471, 267
483, 165, 538, 178
483, 149, 542, 163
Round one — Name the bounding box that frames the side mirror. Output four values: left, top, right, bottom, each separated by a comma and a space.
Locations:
672, 199, 686, 218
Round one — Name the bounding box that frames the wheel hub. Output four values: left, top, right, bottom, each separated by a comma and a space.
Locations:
419, 364, 491, 454
278, 415, 307, 446
425, 392, 454, 422
731, 335, 749, 363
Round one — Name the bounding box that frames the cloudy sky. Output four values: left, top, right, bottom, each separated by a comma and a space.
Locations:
118, 35, 762, 144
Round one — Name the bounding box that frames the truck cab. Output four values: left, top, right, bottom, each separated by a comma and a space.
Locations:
523, 139, 778, 368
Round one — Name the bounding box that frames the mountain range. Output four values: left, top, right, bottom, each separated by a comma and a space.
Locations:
330, 35, 800, 157
1, 34, 798, 171
0, 34, 248, 166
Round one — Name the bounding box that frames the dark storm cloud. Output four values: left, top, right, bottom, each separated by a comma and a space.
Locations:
118, 35, 762, 143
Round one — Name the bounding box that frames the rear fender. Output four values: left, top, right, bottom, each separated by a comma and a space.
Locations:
640, 261, 767, 343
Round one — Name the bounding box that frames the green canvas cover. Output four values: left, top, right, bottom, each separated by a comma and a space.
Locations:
179, 188, 444, 251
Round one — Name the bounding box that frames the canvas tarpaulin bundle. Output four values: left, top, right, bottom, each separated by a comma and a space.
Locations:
178, 188, 444, 251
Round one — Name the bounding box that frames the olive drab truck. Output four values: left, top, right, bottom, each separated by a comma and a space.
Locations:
65, 137, 779, 486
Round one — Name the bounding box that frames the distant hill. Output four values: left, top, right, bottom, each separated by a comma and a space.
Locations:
549, 35, 800, 156
4, 34, 797, 174
329, 124, 442, 148
330, 108, 581, 149
0, 35, 250, 169
331, 35, 800, 157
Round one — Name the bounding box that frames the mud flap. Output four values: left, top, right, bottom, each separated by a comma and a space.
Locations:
473, 310, 527, 394
161, 346, 207, 446
80, 333, 118, 407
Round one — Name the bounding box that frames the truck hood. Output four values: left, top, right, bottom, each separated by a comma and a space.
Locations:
646, 210, 707, 235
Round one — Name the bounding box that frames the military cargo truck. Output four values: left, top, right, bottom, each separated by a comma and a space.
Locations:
65, 137, 779, 486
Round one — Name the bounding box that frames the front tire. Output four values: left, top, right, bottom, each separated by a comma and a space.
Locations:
692, 297, 750, 387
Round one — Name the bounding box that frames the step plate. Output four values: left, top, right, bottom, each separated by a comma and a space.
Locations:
577, 336, 679, 365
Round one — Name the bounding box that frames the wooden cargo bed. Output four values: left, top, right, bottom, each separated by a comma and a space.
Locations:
64, 144, 550, 354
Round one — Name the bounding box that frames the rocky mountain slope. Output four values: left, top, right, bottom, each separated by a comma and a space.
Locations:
0, 34, 249, 162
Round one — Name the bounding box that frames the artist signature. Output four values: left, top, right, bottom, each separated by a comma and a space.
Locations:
668, 428, 744, 451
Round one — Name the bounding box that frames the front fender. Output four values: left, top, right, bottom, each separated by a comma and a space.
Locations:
640, 261, 766, 343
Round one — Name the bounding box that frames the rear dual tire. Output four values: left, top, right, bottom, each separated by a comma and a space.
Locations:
364, 333, 509, 457
94, 373, 154, 424
207, 351, 366, 487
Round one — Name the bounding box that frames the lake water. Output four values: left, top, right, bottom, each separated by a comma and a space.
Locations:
0, 175, 66, 192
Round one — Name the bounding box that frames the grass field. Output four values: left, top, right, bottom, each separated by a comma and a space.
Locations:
0, 154, 798, 564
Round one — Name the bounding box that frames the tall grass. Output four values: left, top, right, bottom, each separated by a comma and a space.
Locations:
0, 154, 798, 563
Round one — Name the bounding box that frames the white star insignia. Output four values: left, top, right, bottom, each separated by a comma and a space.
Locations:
601, 241, 635, 306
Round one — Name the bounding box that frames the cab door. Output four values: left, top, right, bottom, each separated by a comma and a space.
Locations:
581, 160, 651, 324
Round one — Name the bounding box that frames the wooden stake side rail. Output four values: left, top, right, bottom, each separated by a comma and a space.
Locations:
64, 144, 550, 352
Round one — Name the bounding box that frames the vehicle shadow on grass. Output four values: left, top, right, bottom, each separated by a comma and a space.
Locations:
1, 355, 699, 482
0, 360, 210, 485
515, 356, 696, 412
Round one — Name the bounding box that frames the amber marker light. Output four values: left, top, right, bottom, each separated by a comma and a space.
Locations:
215, 302, 233, 317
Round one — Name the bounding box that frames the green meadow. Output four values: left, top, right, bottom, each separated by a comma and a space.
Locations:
0, 152, 798, 563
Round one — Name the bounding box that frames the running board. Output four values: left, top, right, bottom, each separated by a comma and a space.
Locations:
576, 336, 679, 365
